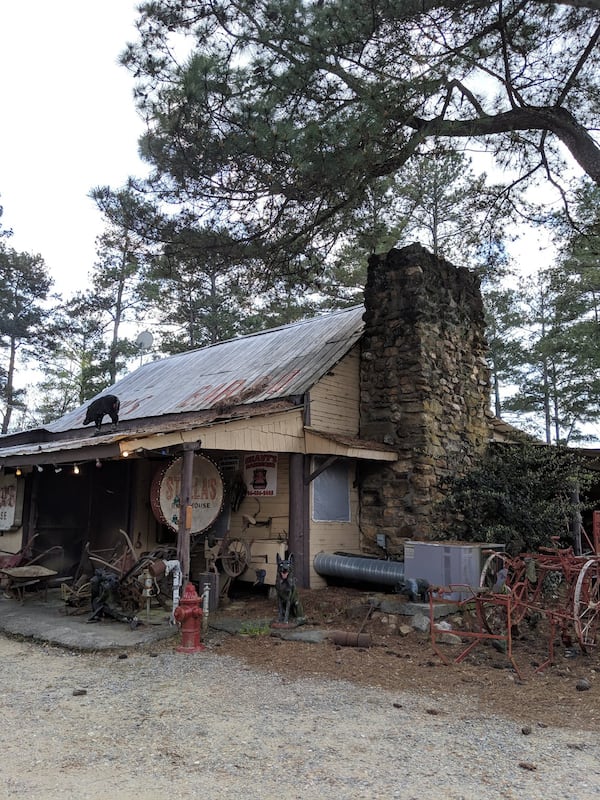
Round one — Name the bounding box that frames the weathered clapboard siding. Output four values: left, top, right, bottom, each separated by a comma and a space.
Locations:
213, 452, 291, 586
229, 452, 290, 540
308, 468, 361, 588
193, 411, 305, 453
309, 346, 360, 435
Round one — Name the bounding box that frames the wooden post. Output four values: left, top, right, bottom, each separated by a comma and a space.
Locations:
289, 453, 309, 588
570, 483, 582, 556
177, 444, 196, 585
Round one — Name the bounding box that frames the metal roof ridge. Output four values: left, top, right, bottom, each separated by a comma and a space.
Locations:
152, 304, 365, 362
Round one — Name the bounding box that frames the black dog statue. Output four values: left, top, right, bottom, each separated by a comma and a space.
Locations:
83, 394, 120, 433
275, 553, 304, 625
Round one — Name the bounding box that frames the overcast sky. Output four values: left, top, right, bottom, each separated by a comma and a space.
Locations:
0, 1, 147, 296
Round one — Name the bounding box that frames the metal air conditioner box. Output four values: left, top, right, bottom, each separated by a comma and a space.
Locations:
404, 541, 505, 600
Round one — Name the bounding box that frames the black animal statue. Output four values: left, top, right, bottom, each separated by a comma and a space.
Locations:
398, 576, 430, 603
88, 569, 138, 628
83, 394, 120, 432
275, 553, 304, 625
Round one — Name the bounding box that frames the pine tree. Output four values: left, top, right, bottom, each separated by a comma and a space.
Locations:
89, 186, 154, 383
504, 267, 600, 444
0, 243, 55, 432
119, 0, 600, 275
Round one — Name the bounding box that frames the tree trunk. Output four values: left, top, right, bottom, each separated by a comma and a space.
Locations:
2, 337, 17, 434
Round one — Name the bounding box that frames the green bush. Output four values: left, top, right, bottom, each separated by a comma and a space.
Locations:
440, 442, 595, 555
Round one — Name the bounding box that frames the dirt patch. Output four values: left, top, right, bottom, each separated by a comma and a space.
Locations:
209, 583, 600, 730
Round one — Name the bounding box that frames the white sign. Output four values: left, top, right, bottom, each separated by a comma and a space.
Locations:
151, 455, 224, 533
0, 475, 23, 531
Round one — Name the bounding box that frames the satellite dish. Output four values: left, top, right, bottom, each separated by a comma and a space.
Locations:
136, 331, 154, 351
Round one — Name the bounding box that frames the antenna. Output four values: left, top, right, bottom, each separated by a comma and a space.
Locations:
136, 331, 154, 351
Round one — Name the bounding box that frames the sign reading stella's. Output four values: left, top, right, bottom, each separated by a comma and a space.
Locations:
151, 455, 224, 533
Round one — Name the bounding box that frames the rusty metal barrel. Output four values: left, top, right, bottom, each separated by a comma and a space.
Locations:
328, 631, 372, 648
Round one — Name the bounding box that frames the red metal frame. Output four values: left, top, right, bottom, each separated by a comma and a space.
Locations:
429, 585, 525, 680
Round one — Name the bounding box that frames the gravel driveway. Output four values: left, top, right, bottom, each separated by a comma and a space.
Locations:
1, 635, 598, 799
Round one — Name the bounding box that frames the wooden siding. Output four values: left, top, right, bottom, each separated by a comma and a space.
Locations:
309, 346, 360, 436
308, 460, 361, 588
202, 452, 291, 587
227, 452, 291, 542
130, 447, 361, 590
122, 410, 305, 454
199, 415, 304, 453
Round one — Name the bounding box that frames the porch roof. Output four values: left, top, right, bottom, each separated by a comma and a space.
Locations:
0, 406, 397, 467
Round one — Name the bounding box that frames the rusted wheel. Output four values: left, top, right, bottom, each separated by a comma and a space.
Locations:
574, 558, 600, 652
478, 552, 512, 635
220, 538, 251, 577
478, 552, 532, 635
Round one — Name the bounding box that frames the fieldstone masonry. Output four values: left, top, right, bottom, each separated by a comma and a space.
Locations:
359, 243, 492, 554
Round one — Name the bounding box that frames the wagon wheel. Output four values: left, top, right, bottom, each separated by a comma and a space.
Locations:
478, 552, 511, 635
220, 538, 251, 578
478, 552, 530, 635
574, 558, 600, 653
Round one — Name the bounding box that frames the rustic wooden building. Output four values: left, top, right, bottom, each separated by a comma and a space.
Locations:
0, 244, 493, 591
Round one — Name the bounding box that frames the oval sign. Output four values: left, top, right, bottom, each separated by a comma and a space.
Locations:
150, 455, 224, 533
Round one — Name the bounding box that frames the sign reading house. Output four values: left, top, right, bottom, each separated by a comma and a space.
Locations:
151, 455, 224, 533
0, 474, 24, 531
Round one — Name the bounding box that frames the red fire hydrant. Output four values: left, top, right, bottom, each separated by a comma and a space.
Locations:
174, 582, 204, 653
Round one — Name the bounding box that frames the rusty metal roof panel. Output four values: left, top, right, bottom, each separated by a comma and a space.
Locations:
41, 305, 365, 435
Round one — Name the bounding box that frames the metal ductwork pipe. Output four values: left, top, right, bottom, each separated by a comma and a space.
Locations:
313, 552, 404, 587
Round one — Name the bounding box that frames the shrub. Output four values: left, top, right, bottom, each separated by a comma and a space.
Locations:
439, 442, 595, 555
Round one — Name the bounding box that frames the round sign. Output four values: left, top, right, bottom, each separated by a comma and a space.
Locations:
150, 455, 224, 533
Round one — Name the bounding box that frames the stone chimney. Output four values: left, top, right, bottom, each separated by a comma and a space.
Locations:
359, 244, 491, 553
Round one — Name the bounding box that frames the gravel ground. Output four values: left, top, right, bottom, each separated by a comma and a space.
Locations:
1, 634, 599, 800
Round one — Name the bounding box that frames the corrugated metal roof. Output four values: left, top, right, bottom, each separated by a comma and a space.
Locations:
40, 305, 365, 436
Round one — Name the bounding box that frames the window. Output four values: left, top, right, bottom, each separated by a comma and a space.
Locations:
312, 457, 351, 522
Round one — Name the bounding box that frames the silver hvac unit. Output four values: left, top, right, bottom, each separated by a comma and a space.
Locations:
404, 541, 505, 601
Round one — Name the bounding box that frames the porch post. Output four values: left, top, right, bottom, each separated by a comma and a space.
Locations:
177, 443, 195, 585
289, 452, 309, 588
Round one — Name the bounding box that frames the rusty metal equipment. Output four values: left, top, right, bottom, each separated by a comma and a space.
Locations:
429, 584, 525, 679
328, 631, 372, 648
60, 529, 178, 616
478, 536, 600, 655
88, 569, 139, 627
430, 525, 600, 677
0, 534, 63, 602
0, 565, 58, 603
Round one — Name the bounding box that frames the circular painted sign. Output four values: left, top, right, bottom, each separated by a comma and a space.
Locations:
150, 455, 224, 533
